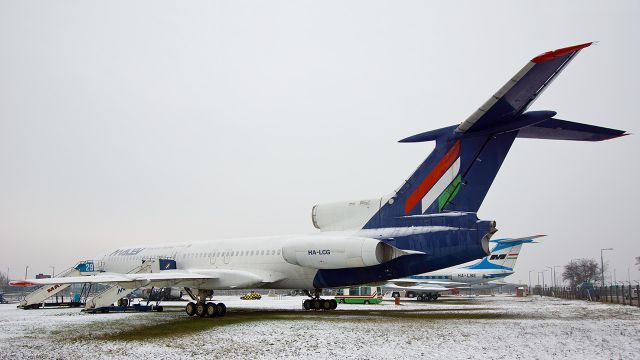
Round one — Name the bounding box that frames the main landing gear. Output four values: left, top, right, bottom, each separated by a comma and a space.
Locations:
184, 288, 227, 318
302, 289, 337, 311
416, 292, 439, 302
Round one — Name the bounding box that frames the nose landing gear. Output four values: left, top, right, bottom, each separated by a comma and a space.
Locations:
302, 289, 338, 311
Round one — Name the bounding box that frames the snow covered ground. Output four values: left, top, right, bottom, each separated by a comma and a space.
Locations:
1, 295, 639, 359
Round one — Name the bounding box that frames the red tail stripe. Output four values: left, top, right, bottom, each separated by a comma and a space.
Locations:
531, 42, 592, 63
404, 140, 461, 214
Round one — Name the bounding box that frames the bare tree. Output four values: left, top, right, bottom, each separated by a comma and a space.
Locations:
0, 271, 8, 293
562, 258, 600, 288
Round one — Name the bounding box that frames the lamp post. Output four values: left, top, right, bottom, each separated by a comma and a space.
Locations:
553, 265, 562, 287
24, 265, 28, 280
546, 266, 554, 288
49, 266, 55, 277
538, 271, 548, 296
529, 270, 535, 292
600, 248, 613, 286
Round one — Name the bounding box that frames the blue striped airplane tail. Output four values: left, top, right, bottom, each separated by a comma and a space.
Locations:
362, 43, 626, 229
465, 235, 544, 270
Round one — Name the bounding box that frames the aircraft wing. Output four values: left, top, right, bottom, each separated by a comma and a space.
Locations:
10, 268, 264, 289
457, 42, 593, 133
389, 279, 468, 288
384, 283, 463, 292
10, 270, 213, 288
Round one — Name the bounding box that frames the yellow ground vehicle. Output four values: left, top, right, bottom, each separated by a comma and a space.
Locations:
240, 291, 262, 300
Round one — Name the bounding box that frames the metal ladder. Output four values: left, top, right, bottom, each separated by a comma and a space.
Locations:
18, 260, 104, 308
84, 261, 154, 309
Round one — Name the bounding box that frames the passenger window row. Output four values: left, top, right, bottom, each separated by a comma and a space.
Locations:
180, 249, 282, 258
107, 249, 283, 261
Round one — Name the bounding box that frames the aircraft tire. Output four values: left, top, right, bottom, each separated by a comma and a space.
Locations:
330, 299, 338, 310
303, 299, 311, 310
196, 302, 207, 317
186, 302, 196, 316
322, 299, 331, 310
416, 295, 423, 301
206, 302, 217, 317
313, 299, 321, 310
216, 302, 227, 317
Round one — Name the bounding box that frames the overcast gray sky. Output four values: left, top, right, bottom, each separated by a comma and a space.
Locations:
1, 1, 638, 285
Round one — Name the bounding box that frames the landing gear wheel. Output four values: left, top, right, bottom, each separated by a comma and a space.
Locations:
206, 302, 217, 317
313, 299, 321, 310
303, 299, 311, 310
322, 299, 331, 310
195, 302, 207, 317
330, 299, 338, 310
416, 295, 423, 301
186, 302, 196, 316
216, 303, 227, 317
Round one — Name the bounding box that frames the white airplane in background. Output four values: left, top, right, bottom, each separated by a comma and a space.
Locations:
10, 43, 626, 318
384, 235, 542, 301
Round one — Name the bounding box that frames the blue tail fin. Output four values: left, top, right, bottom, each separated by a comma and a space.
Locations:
362, 43, 626, 229
465, 235, 543, 270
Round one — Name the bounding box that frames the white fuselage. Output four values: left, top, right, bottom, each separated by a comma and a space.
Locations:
89, 226, 450, 291
97, 235, 320, 289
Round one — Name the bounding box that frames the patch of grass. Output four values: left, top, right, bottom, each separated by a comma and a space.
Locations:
98, 312, 291, 341
91, 308, 539, 341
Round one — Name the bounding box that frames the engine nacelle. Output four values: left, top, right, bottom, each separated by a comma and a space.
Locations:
311, 197, 385, 231
282, 237, 407, 269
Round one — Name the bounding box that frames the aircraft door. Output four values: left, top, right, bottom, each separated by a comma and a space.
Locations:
224, 249, 231, 264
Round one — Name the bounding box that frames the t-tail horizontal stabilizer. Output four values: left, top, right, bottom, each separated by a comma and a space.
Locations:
489, 234, 547, 244
517, 118, 627, 141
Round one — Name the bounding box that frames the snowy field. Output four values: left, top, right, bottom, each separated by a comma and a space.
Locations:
1, 295, 639, 359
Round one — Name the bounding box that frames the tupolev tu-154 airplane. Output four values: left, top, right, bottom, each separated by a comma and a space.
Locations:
11, 43, 627, 317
